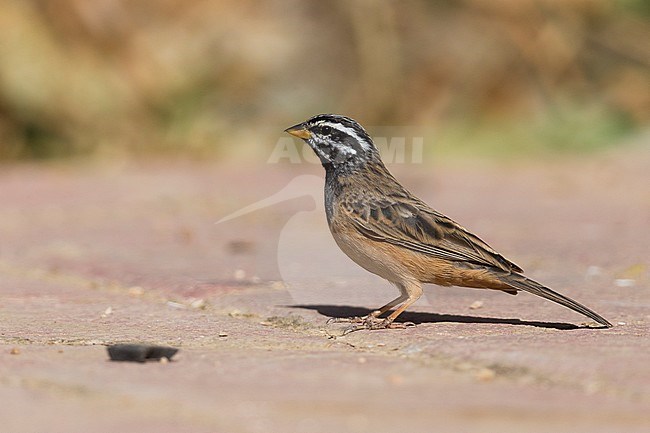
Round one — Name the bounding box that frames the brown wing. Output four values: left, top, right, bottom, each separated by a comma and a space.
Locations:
343, 195, 523, 274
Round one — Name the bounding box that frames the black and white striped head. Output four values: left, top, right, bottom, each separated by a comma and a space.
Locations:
285, 114, 380, 170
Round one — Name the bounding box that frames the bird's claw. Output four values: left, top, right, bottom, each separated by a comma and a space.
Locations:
325, 315, 416, 337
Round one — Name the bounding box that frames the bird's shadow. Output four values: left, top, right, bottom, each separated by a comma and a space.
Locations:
288, 304, 602, 330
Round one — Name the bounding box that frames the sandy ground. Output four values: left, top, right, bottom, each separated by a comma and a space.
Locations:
0, 143, 648, 433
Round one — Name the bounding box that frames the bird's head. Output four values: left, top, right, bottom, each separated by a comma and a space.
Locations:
285, 114, 380, 170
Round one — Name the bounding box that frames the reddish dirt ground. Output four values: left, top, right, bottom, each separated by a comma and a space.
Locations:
0, 144, 648, 433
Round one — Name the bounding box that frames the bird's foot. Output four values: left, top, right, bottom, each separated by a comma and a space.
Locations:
325, 313, 415, 337
340, 317, 415, 336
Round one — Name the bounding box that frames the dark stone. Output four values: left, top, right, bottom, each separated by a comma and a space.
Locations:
107, 344, 179, 363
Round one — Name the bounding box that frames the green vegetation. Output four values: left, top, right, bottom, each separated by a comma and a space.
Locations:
0, 1, 648, 160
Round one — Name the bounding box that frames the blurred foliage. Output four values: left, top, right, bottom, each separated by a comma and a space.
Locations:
0, 0, 648, 160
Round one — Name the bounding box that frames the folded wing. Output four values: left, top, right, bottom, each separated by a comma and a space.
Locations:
344, 196, 523, 274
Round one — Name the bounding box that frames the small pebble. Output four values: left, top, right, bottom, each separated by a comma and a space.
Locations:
581, 321, 603, 328
9, 348, 20, 355
190, 299, 207, 309
227, 240, 256, 254
234, 269, 246, 281
614, 279, 635, 288
357, 357, 367, 364
585, 266, 602, 279
271, 281, 286, 290
617, 321, 626, 326
584, 381, 602, 395
475, 368, 496, 382
128, 286, 144, 296
469, 300, 484, 310
218, 332, 228, 338
101, 306, 113, 318
166, 301, 186, 309
387, 374, 404, 385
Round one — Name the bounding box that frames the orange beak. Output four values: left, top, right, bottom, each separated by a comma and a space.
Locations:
284, 124, 312, 140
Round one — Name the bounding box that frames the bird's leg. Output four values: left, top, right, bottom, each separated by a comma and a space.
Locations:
326, 285, 409, 325
368, 292, 409, 318
341, 281, 422, 334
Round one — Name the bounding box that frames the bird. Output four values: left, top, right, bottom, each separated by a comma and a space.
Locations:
284, 114, 613, 333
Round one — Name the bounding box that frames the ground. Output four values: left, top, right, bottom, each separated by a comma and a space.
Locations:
0, 143, 648, 433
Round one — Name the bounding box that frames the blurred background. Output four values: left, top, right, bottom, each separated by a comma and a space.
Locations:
0, 0, 648, 161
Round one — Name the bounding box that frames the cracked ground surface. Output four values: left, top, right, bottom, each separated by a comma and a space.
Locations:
0, 145, 649, 433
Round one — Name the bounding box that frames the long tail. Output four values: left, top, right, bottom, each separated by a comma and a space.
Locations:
496, 273, 612, 327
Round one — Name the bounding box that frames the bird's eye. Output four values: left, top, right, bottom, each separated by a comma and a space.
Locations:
321, 126, 331, 135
